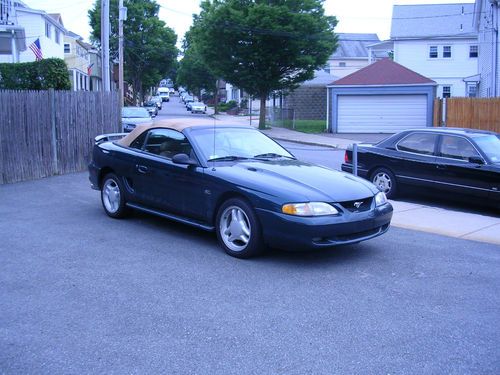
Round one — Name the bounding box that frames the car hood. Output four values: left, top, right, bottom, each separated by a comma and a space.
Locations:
212, 159, 379, 202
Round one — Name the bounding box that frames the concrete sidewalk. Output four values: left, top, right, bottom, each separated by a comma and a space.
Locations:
214, 113, 500, 246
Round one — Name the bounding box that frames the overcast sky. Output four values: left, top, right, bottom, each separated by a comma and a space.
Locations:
24, 0, 475, 46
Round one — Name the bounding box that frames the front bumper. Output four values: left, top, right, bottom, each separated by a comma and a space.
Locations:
88, 162, 101, 190
256, 202, 393, 251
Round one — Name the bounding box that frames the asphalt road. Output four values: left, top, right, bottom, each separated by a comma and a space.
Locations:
155, 94, 212, 119
1, 170, 499, 374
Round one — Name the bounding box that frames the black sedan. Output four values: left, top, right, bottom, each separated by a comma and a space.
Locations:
88, 121, 393, 258
341, 128, 500, 207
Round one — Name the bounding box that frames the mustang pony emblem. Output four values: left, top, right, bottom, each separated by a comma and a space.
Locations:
353, 201, 363, 209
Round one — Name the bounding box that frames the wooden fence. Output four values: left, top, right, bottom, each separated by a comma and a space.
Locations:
0, 90, 120, 184
434, 97, 500, 133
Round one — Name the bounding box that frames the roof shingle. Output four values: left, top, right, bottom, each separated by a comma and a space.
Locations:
330, 58, 436, 86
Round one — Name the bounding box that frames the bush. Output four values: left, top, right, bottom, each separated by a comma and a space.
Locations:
218, 100, 238, 112
0, 58, 71, 90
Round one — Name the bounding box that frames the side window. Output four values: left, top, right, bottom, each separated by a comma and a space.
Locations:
397, 133, 438, 155
429, 46, 438, 58
443, 45, 452, 58
143, 129, 193, 159
439, 136, 480, 161
129, 132, 147, 150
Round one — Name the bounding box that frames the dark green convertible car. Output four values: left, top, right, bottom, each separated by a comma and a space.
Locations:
89, 120, 393, 258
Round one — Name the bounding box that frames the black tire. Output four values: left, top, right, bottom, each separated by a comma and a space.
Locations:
215, 198, 265, 258
100, 173, 128, 218
371, 167, 397, 199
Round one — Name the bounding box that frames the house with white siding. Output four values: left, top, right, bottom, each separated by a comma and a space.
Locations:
326, 33, 391, 78
0, 0, 65, 63
391, 3, 479, 98
473, 0, 499, 97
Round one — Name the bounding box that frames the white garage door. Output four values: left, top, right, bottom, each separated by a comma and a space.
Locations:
337, 94, 428, 133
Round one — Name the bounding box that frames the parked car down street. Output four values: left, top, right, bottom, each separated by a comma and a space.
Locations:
143, 101, 158, 117
341, 128, 500, 208
190, 102, 207, 114
121, 107, 153, 133
89, 120, 393, 258
150, 95, 163, 110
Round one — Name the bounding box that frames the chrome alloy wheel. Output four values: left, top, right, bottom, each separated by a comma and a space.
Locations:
219, 205, 252, 252
373, 172, 392, 194
102, 179, 121, 214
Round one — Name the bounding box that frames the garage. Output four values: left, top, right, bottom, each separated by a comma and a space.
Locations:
337, 94, 427, 133
327, 59, 437, 133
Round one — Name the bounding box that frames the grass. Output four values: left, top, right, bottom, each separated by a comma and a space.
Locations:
277, 119, 326, 133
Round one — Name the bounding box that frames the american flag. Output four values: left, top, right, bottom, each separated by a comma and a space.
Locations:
29, 38, 43, 61
87, 63, 94, 76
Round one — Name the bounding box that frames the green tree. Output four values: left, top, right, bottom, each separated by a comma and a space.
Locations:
177, 32, 218, 105
88, 0, 178, 102
190, 0, 337, 129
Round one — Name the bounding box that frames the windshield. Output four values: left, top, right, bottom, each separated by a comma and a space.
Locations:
473, 135, 500, 163
190, 127, 294, 162
122, 107, 150, 118
144, 101, 155, 106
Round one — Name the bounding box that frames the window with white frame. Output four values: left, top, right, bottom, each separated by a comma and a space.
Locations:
339, 62, 346, 67
443, 46, 452, 58
442, 86, 451, 98
469, 45, 478, 58
429, 46, 438, 58
467, 85, 477, 97
55, 30, 60, 44
45, 22, 51, 39
64, 43, 71, 54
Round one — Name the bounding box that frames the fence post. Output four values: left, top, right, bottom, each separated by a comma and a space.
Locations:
49, 88, 59, 174
441, 97, 447, 127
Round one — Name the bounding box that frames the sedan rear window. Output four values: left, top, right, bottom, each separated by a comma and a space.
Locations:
397, 133, 438, 155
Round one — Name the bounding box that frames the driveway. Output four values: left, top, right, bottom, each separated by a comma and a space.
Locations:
1, 172, 499, 374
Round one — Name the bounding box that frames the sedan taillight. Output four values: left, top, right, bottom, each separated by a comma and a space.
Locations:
344, 151, 351, 163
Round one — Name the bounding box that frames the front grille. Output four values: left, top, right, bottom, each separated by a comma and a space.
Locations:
338, 197, 373, 212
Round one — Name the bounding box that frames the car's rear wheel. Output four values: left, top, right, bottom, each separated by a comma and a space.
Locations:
216, 198, 264, 258
371, 167, 397, 199
101, 173, 128, 218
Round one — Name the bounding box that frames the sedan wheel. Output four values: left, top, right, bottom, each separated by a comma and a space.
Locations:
371, 168, 397, 199
101, 173, 128, 218
216, 198, 264, 258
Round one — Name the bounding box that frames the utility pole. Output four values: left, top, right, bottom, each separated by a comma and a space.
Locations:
101, 0, 110, 91
118, 0, 127, 105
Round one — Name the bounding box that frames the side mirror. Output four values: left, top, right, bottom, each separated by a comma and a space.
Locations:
469, 156, 485, 165
172, 153, 198, 166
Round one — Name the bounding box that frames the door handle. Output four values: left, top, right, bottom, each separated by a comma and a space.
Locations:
136, 165, 148, 174
436, 164, 447, 170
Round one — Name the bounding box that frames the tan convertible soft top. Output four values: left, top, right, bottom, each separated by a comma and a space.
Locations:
117, 117, 243, 147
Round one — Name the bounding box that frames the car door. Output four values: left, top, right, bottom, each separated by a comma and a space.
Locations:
434, 135, 492, 198
133, 128, 208, 219
393, 132, 439, 187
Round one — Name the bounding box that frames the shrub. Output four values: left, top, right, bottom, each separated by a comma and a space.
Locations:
218, 100, 238, 112
0, 58, 71, 90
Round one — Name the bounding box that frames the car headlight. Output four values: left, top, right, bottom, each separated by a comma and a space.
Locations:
375, 192, 388, 206
282, 202, 339, 216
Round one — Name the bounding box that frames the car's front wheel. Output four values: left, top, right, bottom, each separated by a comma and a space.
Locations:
371, 167, 397, 199
216, 198, 264, 258
101, 173, 128, 218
